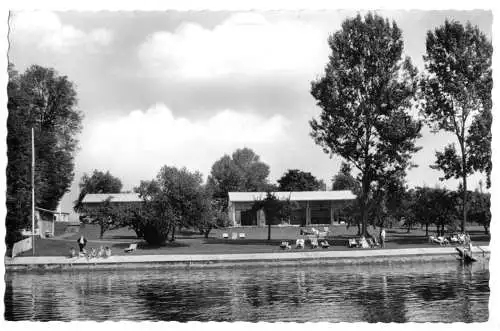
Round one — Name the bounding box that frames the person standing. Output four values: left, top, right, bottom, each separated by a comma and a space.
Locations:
380, 228, 386, 248
77, 235, 87, 253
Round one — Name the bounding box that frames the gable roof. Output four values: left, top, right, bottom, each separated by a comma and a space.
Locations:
82, 193, 142, 204
228, 190, 356, 202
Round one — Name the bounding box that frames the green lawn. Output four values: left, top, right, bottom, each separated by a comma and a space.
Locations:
14, 224, 490, 258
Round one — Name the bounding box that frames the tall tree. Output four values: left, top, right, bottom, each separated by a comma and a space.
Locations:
7, 64, 83, 245
310, 13, 422, 236
207, 147, 270, 207
420, 20, 492, 232
277, 169, 322, 191
74, 170, 123, 212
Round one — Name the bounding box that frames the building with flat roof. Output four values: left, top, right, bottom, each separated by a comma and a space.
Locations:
80, 193, 142, 215
228, 190, 356, 227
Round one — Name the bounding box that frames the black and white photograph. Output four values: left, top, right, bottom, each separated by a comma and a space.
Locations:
2, 1, 496, 325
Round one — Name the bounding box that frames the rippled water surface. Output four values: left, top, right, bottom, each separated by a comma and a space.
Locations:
5, 261, 489, 322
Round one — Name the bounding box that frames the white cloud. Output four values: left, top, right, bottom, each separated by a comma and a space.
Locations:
10, 11, 113, 52
138, 12, 330, 79
79, 104, 290, 187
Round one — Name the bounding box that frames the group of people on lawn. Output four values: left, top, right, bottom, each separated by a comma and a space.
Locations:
69, 235, 112, 258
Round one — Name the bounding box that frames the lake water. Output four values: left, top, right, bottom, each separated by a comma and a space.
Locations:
4, 260, 489, 322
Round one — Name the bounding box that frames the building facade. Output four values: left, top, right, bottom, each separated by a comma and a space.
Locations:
228, 191, 356, 227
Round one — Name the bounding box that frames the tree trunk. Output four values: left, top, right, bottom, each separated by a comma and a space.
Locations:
100, 222, 105, 239
357, 222, 361, 236
268, 221, 271, 241
170, 224, 176, 242
425, 224, 429, 237
460, 141, 468, 233
361, 176, 370, 237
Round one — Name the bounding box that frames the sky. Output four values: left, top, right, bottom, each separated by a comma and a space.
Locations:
7, 10, 493, 217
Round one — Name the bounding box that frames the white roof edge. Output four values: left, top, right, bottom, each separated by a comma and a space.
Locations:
228, 191, 356, 202
82, 193, 142, 203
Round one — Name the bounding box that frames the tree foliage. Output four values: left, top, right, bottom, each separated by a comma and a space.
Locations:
74, 169, 123, 212
207, 148, 270, 207
413, 187, 458, 236
467, 190, 490, 234
332, 162, 360, 192
277, 169, 322, 191
310, 13, 422, 236
7, 63, 83, 246
133, 166, 212, 245
420, 20, 492, 231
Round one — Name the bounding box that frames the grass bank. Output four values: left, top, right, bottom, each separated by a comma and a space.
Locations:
14, 225, 490, 258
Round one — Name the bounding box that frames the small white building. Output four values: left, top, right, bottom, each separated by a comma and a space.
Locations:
228, 190, 356, 227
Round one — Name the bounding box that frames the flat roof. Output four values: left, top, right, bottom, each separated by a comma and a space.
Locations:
228, 190, 356, 202
82, 193, 142, 203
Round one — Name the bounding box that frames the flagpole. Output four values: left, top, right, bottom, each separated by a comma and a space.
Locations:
32, 127, 35, 256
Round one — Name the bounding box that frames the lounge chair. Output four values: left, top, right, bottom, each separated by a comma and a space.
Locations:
437, 236, 449, 246
124, 243, 137, 253
231, 232, 238, 240
320, 240, 330, 249
222, 233, 229, 239
348, 238, 358, 248
310, 238, 319, 249
296, 239, 305, 249
280, 241, 291, 250
239, 233, 246, 239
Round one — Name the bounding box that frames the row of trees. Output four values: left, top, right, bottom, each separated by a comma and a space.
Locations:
310, 14, 491, 236
75, 148, 330, 244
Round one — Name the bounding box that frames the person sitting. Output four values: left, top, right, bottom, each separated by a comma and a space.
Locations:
69, 247, 76, 258
104, 246, 112, 257
90, 248, 97, 258
97, 246, 104, 258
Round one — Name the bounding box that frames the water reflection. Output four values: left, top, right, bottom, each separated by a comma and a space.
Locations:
5, 261, 489, 322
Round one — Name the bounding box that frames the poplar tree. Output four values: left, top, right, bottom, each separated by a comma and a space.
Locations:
310, 13, 421, 236
420, 20, 492, 232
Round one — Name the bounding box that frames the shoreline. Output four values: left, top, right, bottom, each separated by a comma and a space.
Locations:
5, 246, 490, 272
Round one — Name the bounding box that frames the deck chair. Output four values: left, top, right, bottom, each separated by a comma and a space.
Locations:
310, 238, 319, 249
348, 238, 357, 248
231, 232, 238, 240
320, 240, 330, 249
222, 233, 229, 239
239, 233, 246, 239
280, 241, 291, 250
124, 243, 137, 253
437, 236, 449, 246
296, 238, 305, 249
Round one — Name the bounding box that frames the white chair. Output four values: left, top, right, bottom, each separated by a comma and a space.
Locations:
222, 233, 229, 239
310, 238, 319, 249
280, 241, 291, 250
239, 233, 246, 239
231, 233, 238, 240
124, 243, 137, 253
295, 238, 305, 249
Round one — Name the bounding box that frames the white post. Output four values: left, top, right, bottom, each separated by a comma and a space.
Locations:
31, 127, 35, 256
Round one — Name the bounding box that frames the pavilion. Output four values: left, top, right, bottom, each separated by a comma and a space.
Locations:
227, 190, 356, 227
